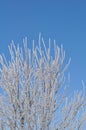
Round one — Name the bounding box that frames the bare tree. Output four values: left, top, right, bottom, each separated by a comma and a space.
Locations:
0, 34, 86, 130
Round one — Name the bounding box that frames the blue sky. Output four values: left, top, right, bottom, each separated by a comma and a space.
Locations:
0, 0, 86, 92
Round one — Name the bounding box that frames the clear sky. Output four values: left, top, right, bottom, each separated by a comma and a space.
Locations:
0, 0, 86, 92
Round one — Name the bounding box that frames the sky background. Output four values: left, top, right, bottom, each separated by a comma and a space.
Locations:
0, 0, 86, 93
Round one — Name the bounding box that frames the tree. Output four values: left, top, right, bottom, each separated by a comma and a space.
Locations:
0, 34, 86, 130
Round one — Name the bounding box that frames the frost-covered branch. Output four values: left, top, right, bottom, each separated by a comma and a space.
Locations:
0, 34, 85, 130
